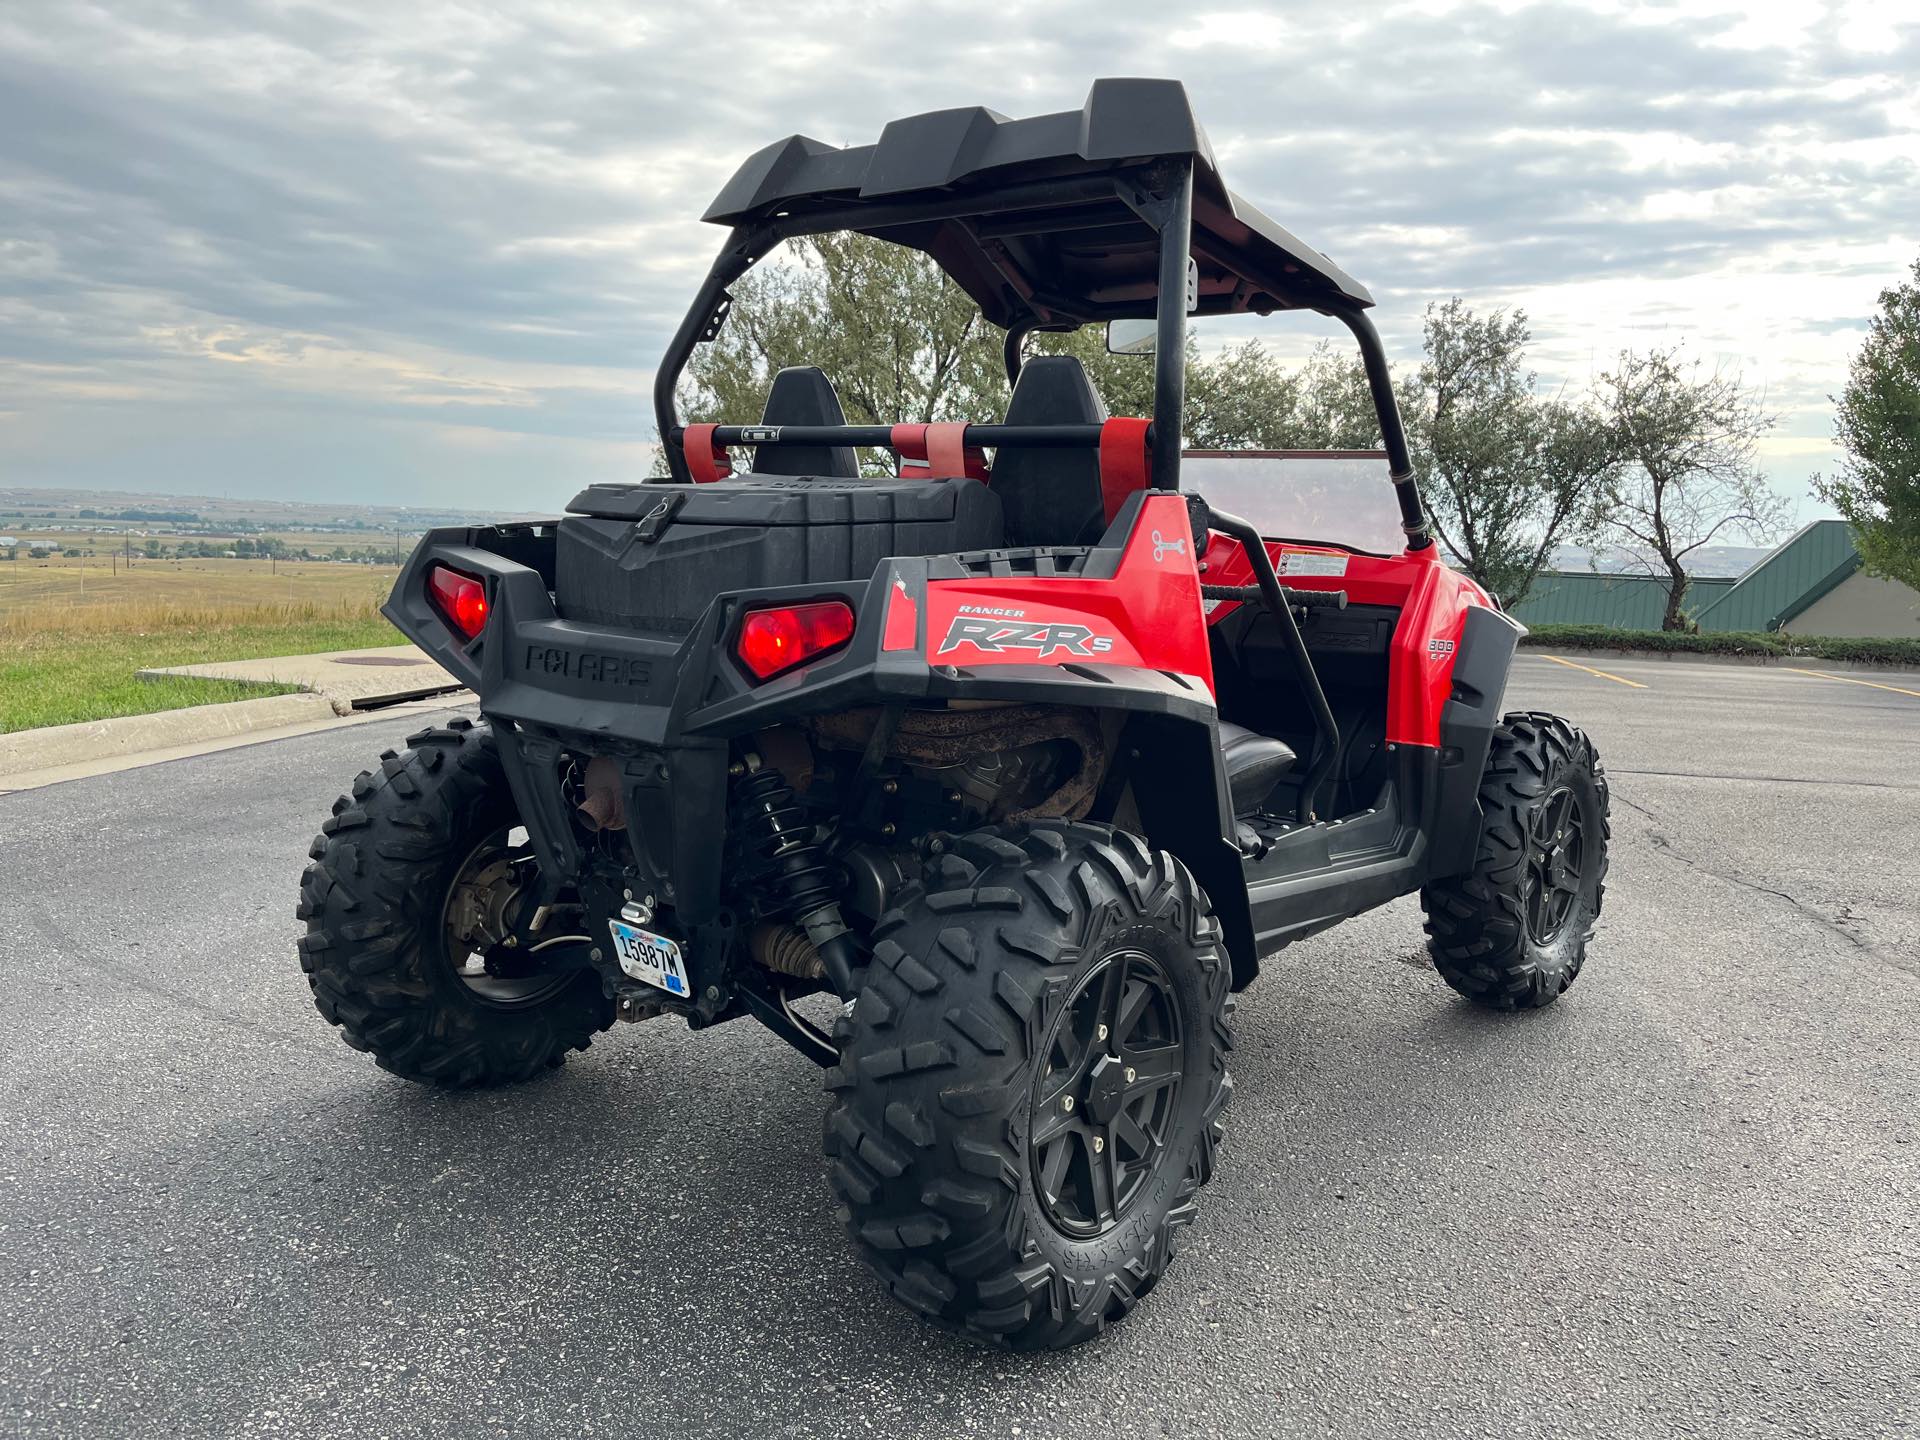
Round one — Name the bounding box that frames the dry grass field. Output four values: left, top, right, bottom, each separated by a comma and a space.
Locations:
0, 554, 403, 733
0, 552, 399, 619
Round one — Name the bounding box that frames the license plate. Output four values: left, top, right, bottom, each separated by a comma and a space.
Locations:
607, 919, 691, 999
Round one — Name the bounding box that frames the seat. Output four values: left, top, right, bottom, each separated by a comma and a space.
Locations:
991, 355, 1109, 546
751, 366, 860, 478
1219, 720, 1295, 816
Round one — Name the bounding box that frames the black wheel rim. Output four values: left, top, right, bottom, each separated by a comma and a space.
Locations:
1029, 950, 1185, 1238
441, 826, 583, 1008
1523, 785, 1588, 946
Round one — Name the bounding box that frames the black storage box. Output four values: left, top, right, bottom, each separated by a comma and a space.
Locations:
556, 477, 1005, 631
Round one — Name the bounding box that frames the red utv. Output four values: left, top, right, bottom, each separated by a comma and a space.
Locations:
298, 79, 1610, 1350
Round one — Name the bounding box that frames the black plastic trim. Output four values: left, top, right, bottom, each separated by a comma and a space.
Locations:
1427, 605, 1523, 878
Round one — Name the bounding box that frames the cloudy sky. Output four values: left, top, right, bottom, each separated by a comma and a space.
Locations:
2, 1, 1914, 518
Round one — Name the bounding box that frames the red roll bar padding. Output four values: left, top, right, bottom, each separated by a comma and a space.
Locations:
890, 423, 988, 481
890, 424, 927, 476
930, 423, 989, 481
684, 423, 732, 484
1097, 417, 1152, 522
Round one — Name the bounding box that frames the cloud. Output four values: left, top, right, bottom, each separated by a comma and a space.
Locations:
0, 0, 1914, 508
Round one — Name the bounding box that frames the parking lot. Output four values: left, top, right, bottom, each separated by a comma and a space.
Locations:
1, 653, 1915, 1439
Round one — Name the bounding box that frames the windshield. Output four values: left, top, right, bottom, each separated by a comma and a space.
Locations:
1181, 451, 1405, 556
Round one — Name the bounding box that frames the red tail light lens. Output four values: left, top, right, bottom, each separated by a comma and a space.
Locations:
427, 564, 489, 641
735, 600, 855, 681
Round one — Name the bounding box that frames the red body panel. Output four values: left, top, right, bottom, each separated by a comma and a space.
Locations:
1200, 534, 1492, 748
923, 493, 1214, 692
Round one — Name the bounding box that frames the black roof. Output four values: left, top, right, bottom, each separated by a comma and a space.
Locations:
703, 78, 1372, 329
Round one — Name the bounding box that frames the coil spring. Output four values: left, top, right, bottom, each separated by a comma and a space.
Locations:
734, 767, 835, 922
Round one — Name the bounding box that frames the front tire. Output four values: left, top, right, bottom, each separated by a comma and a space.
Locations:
1421, 711, 1610, 1010
824, 820, 1234, 1351
296, 718, 613, 1087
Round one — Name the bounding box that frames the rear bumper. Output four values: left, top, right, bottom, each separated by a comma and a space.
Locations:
385, 504, 1245, 966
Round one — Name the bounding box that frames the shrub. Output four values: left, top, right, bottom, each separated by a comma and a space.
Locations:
1518, 624, 1920, 667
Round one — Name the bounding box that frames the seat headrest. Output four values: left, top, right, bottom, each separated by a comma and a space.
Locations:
753, 366, 860, 478
991, 355, 1112, 548
1003, 355, 1109, 427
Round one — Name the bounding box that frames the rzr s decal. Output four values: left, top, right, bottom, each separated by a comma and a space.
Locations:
939, 616, 1115, 658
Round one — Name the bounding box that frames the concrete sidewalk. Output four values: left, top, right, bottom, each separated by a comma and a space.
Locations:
0, 693, 469, 794
136, 643, 462, 709
2, 645, 468, 793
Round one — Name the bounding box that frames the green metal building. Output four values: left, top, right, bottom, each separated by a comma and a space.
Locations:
1510, 521, 1920, 638
1513, 571, 1735, 629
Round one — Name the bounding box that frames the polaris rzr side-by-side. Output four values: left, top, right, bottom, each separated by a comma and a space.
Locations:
298, 79, 1610, 1351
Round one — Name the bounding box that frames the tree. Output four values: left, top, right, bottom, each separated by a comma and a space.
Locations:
668, 235, 1389, 469
1593, 348, 1787, 630
676, 234, 1010, 461
667, 236, 1656, 607
1814, 257, 1920, 591
1407, 300, 1619, 606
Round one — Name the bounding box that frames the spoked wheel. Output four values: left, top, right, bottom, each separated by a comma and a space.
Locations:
1522, 786, 1590, 948
1030, 951, 1185, 1237
1420, 711, 1611, 1011
825, 820, 1234, 1351
298, 719, 614, 1087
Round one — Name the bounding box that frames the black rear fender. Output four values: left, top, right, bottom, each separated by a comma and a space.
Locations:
1108, 708, 1256, 989
1427, 604, 1523, 878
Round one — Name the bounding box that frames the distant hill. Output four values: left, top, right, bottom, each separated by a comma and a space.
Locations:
0, 485, 525, 535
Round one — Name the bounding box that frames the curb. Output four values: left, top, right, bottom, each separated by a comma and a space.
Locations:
0, 692, 475, 795
1518, 644, 1912, 673
0, 691, 341, 778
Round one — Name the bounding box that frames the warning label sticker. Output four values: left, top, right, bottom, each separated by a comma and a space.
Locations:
1277, 551, 1350, 577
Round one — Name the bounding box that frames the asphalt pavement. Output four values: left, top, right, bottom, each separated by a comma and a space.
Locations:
1, 654, 1915, 1439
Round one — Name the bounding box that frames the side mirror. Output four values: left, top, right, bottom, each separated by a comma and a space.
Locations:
1105, 318, 1157, 355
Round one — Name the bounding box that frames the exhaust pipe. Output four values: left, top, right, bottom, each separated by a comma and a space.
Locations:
576, 754, 627, 832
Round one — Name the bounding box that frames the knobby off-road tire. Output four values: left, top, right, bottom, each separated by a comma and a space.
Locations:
297, 717, 613, 1087
824, 820, 1234, 1351
1421, 711, 1611, 1010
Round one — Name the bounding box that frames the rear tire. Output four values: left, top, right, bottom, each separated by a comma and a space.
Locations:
1420, 711, 1610, 1010
823, 820, 1234, 1351
296, 718, 613, 1087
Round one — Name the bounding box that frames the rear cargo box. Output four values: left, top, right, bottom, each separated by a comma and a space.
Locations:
556, 477, 1004, 631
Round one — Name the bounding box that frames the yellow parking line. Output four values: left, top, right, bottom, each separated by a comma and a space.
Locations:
1783, 667, 1920, 699
1537, 654, 1648, 689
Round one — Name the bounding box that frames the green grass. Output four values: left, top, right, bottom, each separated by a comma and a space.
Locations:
1520, 624, 1920, 667
1, 607, 401, 733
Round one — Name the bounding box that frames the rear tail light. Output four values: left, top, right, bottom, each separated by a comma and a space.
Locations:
427, 564, 489, 641
735, 600, 855, 681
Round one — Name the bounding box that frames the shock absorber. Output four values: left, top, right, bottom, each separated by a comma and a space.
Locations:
736, 766, 835, 918
734, 762, 860, 998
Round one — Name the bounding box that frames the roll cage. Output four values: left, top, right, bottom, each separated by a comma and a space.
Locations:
651, 78, 1431, 553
